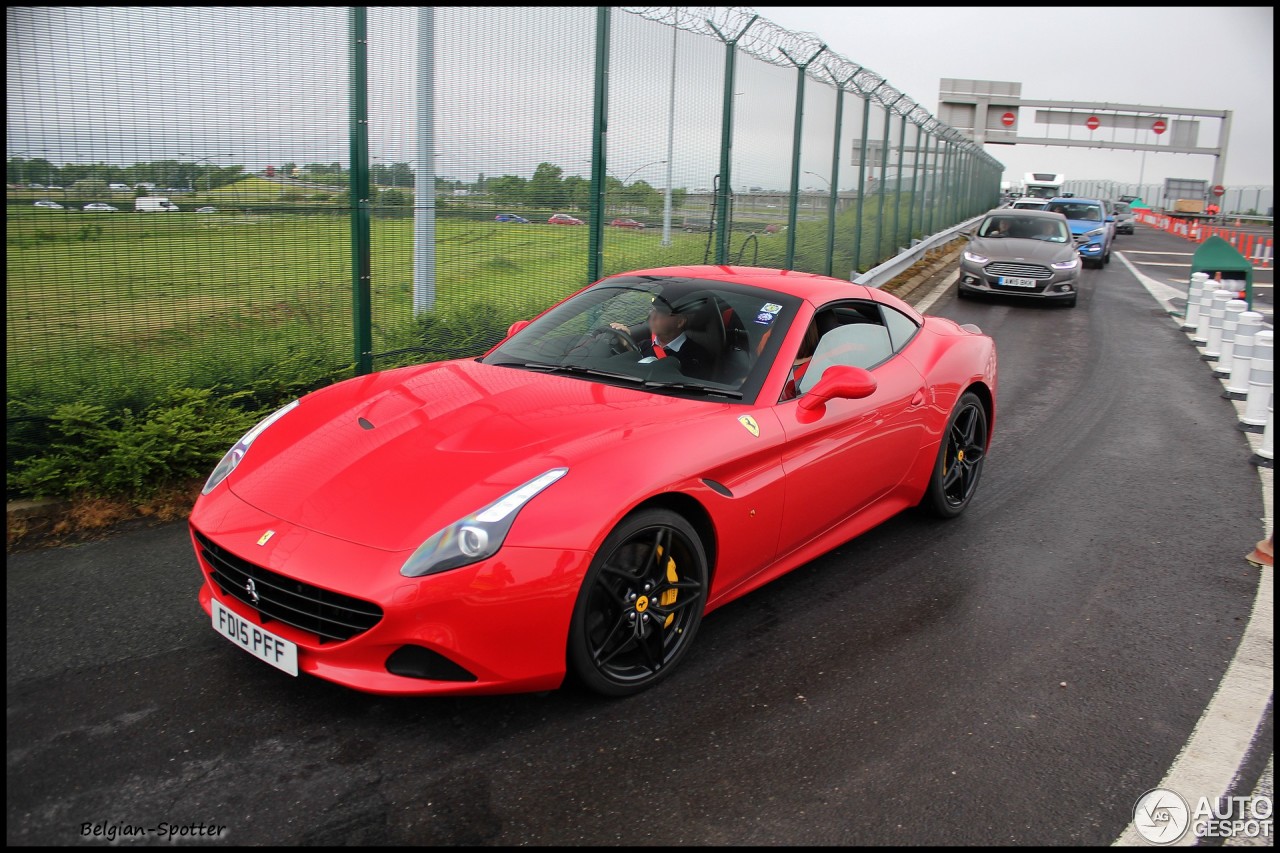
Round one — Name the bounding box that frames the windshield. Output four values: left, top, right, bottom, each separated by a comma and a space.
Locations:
979, 215, 1070, 243
482, 275, 803, 403
1045, 202, 1102, 222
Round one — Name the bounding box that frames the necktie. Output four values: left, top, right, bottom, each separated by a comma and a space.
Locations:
651, 337, 667, 358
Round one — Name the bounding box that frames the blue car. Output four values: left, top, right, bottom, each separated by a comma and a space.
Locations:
495, 213, 529, 224
1044, 197, 1114, 268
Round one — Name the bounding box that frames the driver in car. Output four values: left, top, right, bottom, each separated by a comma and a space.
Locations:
611, 296, 715, 379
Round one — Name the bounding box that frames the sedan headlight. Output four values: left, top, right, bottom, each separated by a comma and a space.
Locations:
202, 400, 300, 495
963, 250, 988, 264
1051, 257, 1080, 270
400, 468, 569, 577
1085, 227, 1107, 238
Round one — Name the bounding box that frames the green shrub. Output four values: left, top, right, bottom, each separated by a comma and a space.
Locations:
8, 388, 267, 501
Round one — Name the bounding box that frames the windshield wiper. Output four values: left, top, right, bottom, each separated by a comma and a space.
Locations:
510, 361, 647, 384
642, 380, 743, 399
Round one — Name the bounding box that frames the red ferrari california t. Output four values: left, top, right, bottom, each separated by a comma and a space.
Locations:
191, 266, 997, 696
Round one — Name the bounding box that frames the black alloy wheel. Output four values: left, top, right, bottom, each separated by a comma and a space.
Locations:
923, 391, 988, 518
568, 509, 707, 696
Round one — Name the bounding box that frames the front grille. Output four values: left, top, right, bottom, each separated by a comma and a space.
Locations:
986, 262, 1052, 280
194, 529, 383, 643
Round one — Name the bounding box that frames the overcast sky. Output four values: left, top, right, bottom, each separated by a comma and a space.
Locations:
751, 6, 1274, 189
8, 7, 1272, 195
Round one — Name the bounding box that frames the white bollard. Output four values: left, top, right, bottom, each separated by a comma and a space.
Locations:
1182, 272, 1209, 328
1201, 290, 1235, 359
1253, 403, 1274, 468
1240, 330, 1273, 430
1192, 279, 1219, 343
1225, 312, 1265, 399
1213, 299, 1249, 375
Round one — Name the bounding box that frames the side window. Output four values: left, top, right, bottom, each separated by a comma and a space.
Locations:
794, 300, 906, 396
882, 305, 920, 352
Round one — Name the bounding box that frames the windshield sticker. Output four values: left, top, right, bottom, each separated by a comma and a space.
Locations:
755, 303, 783, 326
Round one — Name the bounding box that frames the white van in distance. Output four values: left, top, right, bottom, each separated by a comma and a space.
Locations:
135, 197, 180, 213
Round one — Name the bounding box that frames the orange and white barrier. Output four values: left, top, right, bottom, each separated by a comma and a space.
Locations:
1135, 210, 1274, 269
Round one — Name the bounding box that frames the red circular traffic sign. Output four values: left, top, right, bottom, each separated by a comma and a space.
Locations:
1001, 111, 1015, 127
1085, 115, 1100, 131
1212, 185, 1225, 197
1153, 119, 1167, 135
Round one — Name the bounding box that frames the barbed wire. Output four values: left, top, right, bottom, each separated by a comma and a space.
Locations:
622, 6, 989, 161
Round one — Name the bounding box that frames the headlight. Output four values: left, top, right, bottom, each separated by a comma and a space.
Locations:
963, 250, 988, 264
1085, 227, 1106, 238
1052, 257, 1080, 270
202, 400, 300, 495
400, 468, 569, 577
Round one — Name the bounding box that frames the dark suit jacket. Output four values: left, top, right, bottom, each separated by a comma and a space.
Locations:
639, 335, 716, 380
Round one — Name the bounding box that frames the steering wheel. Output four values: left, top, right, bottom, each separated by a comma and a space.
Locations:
593, 326, 639, 355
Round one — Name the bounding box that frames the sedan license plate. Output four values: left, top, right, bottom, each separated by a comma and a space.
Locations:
998, 276, 1038, 288
212, 597, 298, 676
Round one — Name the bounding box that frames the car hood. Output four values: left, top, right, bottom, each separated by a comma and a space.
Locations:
970, 236, 1074, 262
225, 359, 727, 551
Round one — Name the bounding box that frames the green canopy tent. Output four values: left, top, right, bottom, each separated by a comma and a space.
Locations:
1191, 235, 1254, 309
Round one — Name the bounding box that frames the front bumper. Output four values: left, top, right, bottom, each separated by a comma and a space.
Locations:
956, 263, 1078, 301
190, 492, 592, 695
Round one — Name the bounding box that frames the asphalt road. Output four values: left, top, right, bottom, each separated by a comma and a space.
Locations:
6, 223, 1273, 845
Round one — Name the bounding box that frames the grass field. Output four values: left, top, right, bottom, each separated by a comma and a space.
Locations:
6, 186, 932, 424
5, 206, 796, 413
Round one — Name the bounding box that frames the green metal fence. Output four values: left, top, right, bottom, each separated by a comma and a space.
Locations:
7, 6, 1001, 438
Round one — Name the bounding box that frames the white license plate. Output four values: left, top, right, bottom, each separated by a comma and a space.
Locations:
212, 597, 298, 676
998, 276, 1038, 288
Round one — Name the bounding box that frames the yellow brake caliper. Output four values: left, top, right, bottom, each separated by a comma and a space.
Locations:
657, 545, 678, 627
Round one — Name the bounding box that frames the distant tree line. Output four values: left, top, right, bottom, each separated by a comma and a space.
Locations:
8, 157, 686, 217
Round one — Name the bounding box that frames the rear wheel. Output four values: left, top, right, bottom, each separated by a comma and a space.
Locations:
567, 509, 707, 696
922, 391, 988, 518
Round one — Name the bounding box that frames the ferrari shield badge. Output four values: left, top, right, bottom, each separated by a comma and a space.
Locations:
737, 415, 760, 437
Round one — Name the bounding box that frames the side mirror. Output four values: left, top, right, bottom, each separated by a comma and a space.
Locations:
506, 320, 531, 338
797, 364, 878, 412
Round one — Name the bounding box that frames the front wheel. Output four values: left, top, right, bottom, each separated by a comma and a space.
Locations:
921, 391, 988, 518
567, 509, 707, 696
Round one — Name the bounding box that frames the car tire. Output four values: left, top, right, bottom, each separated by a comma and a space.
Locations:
921, 390, 988, 519
567, 508, 707, 696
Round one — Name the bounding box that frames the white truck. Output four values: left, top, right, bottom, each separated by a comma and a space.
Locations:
135, 196, 180, 213
1023, 172, 1066, 199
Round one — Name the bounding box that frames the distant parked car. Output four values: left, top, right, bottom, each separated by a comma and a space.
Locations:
611, 218, 645, 229
495, 213, 529, 223
548, 213, 585, 225
33, 200, 63, 209
82, 202, 119, 212
195, 206, 218, 214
